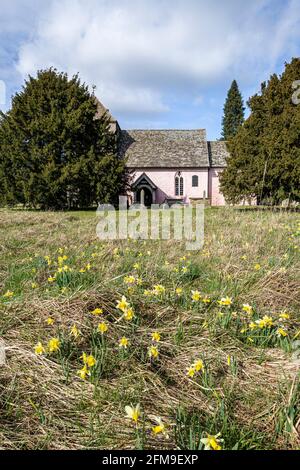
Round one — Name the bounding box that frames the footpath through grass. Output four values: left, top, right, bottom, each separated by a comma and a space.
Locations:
0, 207, 299, 450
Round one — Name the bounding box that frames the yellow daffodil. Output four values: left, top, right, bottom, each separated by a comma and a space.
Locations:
31, 282, 38, 289
133, 263, 140, 270
34, 342, 45, 355
148, 345, 159, 359
3, 290, 14, 299
77, 365, 89, 380
202, 296, 211, 304
181, 266, 188, 273
116, 296, 129, 312
48, 276, 56, 283
193, 359, 204, 372
254, 263, 261, 271
46, 317, 54, 325
91, 308, 103, 316
242, 304, 253, 314
57, 255, 68, 265
276, 327, 288, 337
279, 312, 290, 320
200, 433, 223, 451
175, 287, 183, 296
44, 256, 52, 266
70, 324, 80, 339
218, 296, 232, 306
186, 366, 196, 377
227, 355, 231, 366
256, 315, 274, 329
191, 290, 201, 302
119, 337, 129, 349
152, 417, 166, 435
125, 404, 140, 423
124, 275, 136, 285
81, 353, 96, 367
153, 285, 166, 296
123, 308, 134, 321
48, 337, 60, 353
151, 332, 161, 342
98, 322, 108, 334
85, 263, 91, 271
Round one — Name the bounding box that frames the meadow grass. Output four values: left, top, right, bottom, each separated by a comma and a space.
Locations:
0, 206, 299, 450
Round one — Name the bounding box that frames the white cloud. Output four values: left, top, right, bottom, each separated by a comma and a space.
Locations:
8, 0, 300, 122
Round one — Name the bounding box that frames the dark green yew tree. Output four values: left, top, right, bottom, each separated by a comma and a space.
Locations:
0, 69, 127, 209
220, 59, 300, 205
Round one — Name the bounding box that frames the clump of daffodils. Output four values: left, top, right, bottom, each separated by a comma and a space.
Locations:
255, 315, 274, 329
152, 285, 166, 296
116, 295, 135, 322
77, 352, 97, 380
124, 275, 142, 286
186, 359, 204, 377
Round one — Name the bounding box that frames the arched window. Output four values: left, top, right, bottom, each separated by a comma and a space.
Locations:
175, 173, 184, 196
192, 175, 199, 187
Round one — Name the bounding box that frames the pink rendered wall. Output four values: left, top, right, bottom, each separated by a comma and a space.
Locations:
131, 168, 209, 204
209, 168, 226, 206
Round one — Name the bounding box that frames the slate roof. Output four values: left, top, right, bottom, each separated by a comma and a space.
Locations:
208, 141, 229, 167
120, 130, 210, 168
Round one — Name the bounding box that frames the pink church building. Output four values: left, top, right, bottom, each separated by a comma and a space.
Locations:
97, 99, 229, 206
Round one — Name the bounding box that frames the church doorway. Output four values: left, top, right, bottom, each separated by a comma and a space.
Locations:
136, 187, 153, 207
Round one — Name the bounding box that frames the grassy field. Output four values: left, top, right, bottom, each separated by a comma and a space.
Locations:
0, 207, 299, 450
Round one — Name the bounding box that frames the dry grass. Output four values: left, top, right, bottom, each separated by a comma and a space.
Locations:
0, 206, 299, 450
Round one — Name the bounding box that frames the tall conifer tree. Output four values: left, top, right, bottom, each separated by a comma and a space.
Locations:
221, 80, 245, 140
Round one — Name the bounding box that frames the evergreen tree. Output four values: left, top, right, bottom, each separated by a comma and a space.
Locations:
0, 68, 127, 209
220, 59, 300, 205
221, 80, 245, 140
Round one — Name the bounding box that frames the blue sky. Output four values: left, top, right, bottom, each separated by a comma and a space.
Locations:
0, 0, 300, 139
